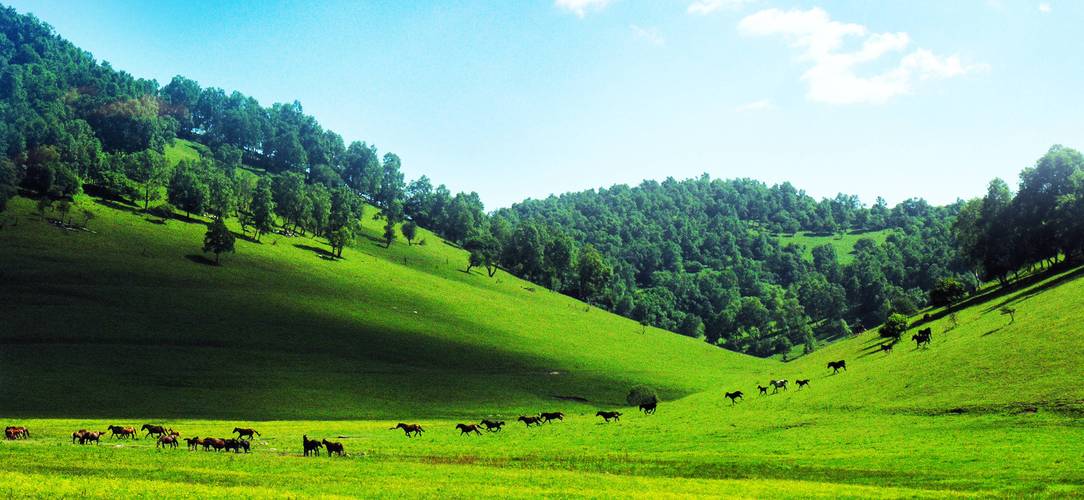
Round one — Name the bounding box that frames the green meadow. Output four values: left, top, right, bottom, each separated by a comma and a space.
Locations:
2, 194, 1083, 497
776, 230, 891, 264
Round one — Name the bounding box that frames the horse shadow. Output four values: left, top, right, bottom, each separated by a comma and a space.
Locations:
185, 254, 217, 266
293, 243, 337, 260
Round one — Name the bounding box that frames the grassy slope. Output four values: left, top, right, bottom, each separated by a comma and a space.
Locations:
0, 194, 766, 419
776, 230, 890, 263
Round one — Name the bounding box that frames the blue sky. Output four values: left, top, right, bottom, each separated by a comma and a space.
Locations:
8, 0, 1082, 209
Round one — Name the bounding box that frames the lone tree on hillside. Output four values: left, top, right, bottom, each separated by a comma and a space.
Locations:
329, 224, 354, 258
401, 220, 417, 245
383, 219, 396, 248
203, 218, 236, 265
880, 313, 909, 339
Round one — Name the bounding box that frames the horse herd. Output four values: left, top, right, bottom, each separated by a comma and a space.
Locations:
723, 359, 847, 405
57, 425, 263, 452
880, 327, 934, 353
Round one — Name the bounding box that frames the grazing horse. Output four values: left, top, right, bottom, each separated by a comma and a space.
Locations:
796, 379, 810, 390
518, 415, 543, 427
157, 435, 179, 449
479, 420, 505, 432
141, 424, 167, 439
391, 423, 425, 437
202, 438, 226, 452
913, 329, 932, 348
596, 411, 622, 422
725, 391, 744, 405
233, 427, 260, 440
72, 429, 87, 444
540, 412, 565, 423
184, 437, 202, 450
455, 423, 482, 436
224, 439, 250, 453
80, 431, 105, 445
5, 426, 28, 440
827, 360, 847, 374
758, 385, 769, 396
108, 425, 137, 440
879, 343, 894, 353
302, 435, 323, 456
639, 401, 657, 414
322, 439, 344, 456
770, 379, 788, 393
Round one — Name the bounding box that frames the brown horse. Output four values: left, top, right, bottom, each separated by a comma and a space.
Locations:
157, 435, 179, 449
518, 415, 543, 427
203, 438, 226, 452
303, 435, 323, 456
322, 439, 344, 456
479, 419, 505, 432
595, 411, 622, 422
233, 427, 260, 440
455, 423, 482, 435
108, 425, 137, 440
80, 431, 105, 445
72, 429, 87, 444
391, 423, 425, 437
725, 391, 744, 405
184, 437, 202, 450
141, 424, 166, 438
827, 360, 847, 374
5, 426, 29, 440
540, 412, 565, 423
796, 379, 810, 390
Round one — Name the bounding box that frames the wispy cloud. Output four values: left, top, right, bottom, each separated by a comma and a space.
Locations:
630, 24, 665, 46
739, 7, 987, 105
1038, 2, 1052, 13
736, 99, 775, 112
688, 0, 759, 15
555, 0, 611, 18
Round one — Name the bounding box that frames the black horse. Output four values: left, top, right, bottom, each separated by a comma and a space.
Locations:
595, 411, 622, 422
827, 360, 847, 374
479, 419, 505, 432
795, 379, 810, 390
302, 435, 322, 456
639, 400, 657, 414
725, 391, 744, 405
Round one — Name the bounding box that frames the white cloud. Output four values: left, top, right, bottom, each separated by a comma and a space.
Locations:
555, 0, 611, 18
738, 7, 986, 104
630, 24, 665, 45
688, 0, 759, 15
1038, 2, 1052, 13
736, 99, 775, 112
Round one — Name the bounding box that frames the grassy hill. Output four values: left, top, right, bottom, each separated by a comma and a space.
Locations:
776, 230, 891, 263
0, 194, 767, 419
2, 193, 1083, 497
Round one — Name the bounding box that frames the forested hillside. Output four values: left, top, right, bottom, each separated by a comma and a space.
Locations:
2, 5, 1083, 358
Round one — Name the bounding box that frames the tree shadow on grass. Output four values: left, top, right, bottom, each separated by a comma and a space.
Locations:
234, 231, 258, 244
185, 254, 217, 266
293, 243, 338, 261
93, 198, 139, 215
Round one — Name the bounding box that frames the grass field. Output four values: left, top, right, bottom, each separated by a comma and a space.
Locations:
2, 194, 1082, 497
776, 230, 891, 263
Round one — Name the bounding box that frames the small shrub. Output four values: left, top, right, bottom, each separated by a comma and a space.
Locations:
880, 313, 908, 339
149, 203, 176, 219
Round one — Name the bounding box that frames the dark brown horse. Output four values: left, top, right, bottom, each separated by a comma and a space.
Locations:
302, 435, 323, 456
185, 437, 202, 450
5, 426, 29, 440
827, 360, 847, 374
322, 439, 344, 456
725, 391, 744, 405
391, 423, 425, 437
518, 415, 543, 427
108, 425, 137, 440
796, 379, 810, 390
141, 424, 166, 439
455, 423, 482, 435
595, 411, 622, 422
479, 419, 505, 432
72, 429, 87, 444
540, 412, 565, 423
157, 435, 179, 449
233, 427, 260, 440
203, 438, 226, 452
224, 438, 250, 453
80, 431, 105, 445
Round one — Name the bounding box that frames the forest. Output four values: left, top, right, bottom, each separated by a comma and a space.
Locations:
2, 6, 1082, 357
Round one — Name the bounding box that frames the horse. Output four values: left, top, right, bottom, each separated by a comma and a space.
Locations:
224, 439, 250, 453
879, 342, 894, 353
758, 385, 769, 396
796, 379, 810, 390
518, 415, 543, 427
540, 412, 565, 423
108, 425, 137, 440
827, 360, 847, 374
80, 431, 105, 445
184, 437, 202, 450
233, 427, 260, 440
72, 429, 87, 444
770, 379, 788, 393
913, 329, 932, 348
595, 411, 622, 422
479, 419, 505, 432
166, 428, 180, 437
390, 423, 425, 437
141, 424, 167, 439
322, 439, 344, 456
5, 426, 28, 440
157, 435, 179, 449
302, 435, 323, 456
725, 391, 744, 405
639, 400, 657, 414
203, 438, 226, 452
455, 423, 482, 436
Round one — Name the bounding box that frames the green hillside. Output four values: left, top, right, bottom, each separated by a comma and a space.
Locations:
0, 194, 767, 419
776, 229, 891, 264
